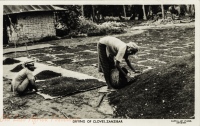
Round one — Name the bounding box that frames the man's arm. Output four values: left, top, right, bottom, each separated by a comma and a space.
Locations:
125, 57, 140, 73
125, 57, 135, 71
115, 60, 130, 79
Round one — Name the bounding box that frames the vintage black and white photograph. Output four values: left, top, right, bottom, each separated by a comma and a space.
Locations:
1, 1, 199, 125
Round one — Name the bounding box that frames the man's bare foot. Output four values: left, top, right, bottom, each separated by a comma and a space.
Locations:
98, 86, 117, 93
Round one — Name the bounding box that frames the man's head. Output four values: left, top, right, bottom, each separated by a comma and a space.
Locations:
126, 42, 139, 55
24, 60, 36, 71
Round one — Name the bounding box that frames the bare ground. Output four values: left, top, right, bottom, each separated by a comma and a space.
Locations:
3, 22, 195, 119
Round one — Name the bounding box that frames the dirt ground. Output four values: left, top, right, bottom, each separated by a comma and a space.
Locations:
3, 22, 195, 119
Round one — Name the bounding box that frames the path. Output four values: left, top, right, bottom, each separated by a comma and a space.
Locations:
3, 44, 54, 54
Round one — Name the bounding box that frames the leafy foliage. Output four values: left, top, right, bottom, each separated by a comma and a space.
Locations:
78, 17, 126, 36
55, 5, 82, 36
78, 16, 98, 34
53, 5, 194, 37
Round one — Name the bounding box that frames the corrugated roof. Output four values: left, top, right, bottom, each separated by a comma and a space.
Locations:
4, 5, 66, 15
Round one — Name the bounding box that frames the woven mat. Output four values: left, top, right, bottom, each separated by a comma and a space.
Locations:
36, 77, 106, 97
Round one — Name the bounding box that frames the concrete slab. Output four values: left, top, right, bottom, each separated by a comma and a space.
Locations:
3, 44, 54, 54
131, 22, 194, 30
3, 57, 102, 81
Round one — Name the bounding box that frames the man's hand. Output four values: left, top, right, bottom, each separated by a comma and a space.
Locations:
126, 75, 132, 82
134, 70, 141, 73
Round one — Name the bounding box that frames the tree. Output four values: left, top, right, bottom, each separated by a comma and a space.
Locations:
123, 5, 126, 17
191, 5, 195, 17
54, 5, 81, 35
129, 5, 143, 20
186, 5, 195, 17
161, 4, 165, 19
142, 5, 147, 20
6, 15, 29, 57
81, 5, 84, 16
92, 5, 96, 22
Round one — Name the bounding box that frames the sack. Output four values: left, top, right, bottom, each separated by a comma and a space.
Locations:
110, 67, 128, 89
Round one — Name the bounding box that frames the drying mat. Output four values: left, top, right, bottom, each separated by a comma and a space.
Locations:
3, 58, 20, 65
36, 76, 106, 97
10, 64, 23, 72
11, 66, 62, 80
35, 70, 62, 80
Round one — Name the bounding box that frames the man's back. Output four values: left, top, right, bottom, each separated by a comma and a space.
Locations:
99, 36, 127, 62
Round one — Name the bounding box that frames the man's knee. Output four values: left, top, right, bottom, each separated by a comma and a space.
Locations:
16, 88, 26, 95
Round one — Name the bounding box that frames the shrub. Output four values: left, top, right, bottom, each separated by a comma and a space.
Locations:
78, 16, 98, 34
98, 22, 126, 34
87, 28, 107, 36
104, 16, 130, 21
78, 17, 126, 36
55, 5, 82, 36
62, 16, 126, 37
104, 16, 120, 21
36, 36, 59, 42
96, 21, 126, 35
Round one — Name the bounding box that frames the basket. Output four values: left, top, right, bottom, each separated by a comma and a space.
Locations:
110, 67, 128, 89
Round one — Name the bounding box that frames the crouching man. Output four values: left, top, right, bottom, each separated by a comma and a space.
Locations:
11, 60, 38, 95
97, 36, 140, 91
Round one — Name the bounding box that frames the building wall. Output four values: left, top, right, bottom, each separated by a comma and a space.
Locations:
7, 11, 56, 43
